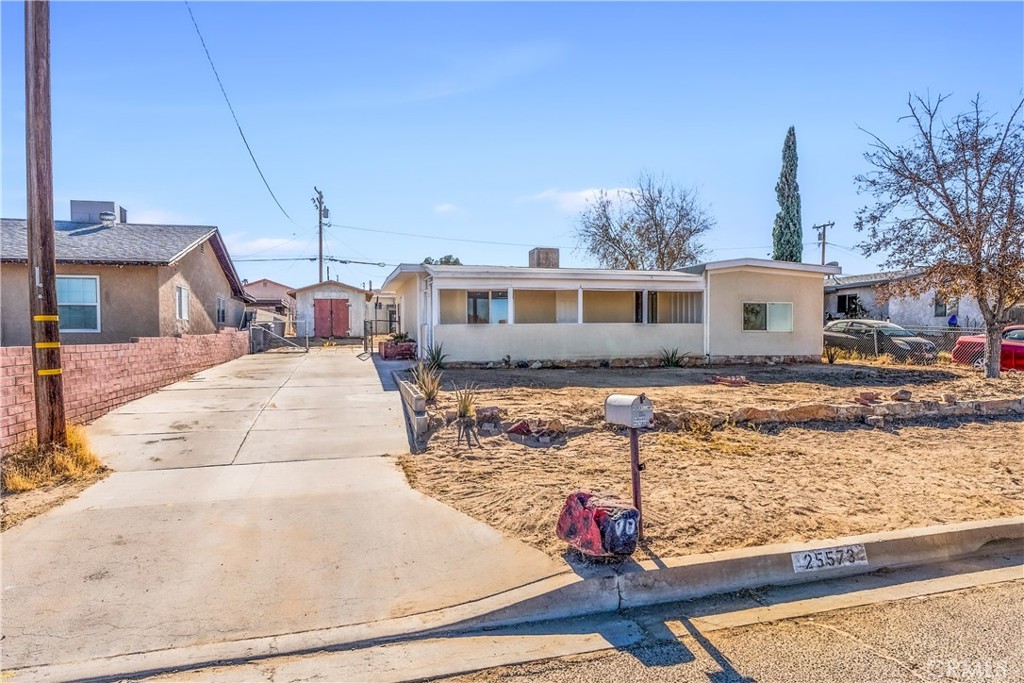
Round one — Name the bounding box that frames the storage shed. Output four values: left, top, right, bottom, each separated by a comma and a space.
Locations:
290, 280, 368, 338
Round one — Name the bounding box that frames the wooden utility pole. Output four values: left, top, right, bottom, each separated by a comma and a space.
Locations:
812, 221, 835, 265
25, 0, 66, 449
312, 187, 327, 282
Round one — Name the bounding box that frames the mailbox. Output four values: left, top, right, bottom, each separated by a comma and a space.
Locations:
604, 394, 654, 428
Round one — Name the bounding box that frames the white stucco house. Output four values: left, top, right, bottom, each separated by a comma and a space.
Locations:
381, 248, 841, 363
824, 270, 986, 328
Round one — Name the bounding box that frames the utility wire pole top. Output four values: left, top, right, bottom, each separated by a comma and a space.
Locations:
312, 187, 329, 283
813, 221, 835, 265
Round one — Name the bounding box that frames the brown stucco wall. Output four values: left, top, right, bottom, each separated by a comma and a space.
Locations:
582, 290, 635, 323
157, 239, 244, 336
513, 290, 557, 324
1, 262, 160, 346
708, 267, 825, 358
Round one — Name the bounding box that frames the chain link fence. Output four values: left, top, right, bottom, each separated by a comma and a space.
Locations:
899, 326, 984, 354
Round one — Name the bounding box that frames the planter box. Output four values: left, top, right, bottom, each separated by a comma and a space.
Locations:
379, 341, 417, 360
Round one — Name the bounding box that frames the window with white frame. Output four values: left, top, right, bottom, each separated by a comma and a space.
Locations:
465, 290, 508, 324
216, 296, 226, 324
175, 286, 190, 321
56, 275, 100, 332
742, 302, 793, 332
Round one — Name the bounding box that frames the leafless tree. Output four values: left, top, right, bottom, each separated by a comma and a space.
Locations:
574, 173, 713, 271
855, 94, 1024, 378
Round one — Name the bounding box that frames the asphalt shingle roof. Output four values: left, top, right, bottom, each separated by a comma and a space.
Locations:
1, 218, 216, 264
825, 267, 925, 290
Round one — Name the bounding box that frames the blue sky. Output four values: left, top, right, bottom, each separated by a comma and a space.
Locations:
2, 1, 1022, 289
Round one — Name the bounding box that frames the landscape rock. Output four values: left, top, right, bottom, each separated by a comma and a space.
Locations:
890, 389, 913, 402
865, 415, 886, 428
943, 393, 958, 404
730, 407, 779, 423
476, 406, 501, 422
530, 361, 543, 370
776, 404, 839, 422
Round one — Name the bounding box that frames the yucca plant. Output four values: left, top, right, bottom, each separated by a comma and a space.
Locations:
426, 342, 448, 370
410, 362, 442, 402
659, 347, 687, 367
453, 382, 478, 419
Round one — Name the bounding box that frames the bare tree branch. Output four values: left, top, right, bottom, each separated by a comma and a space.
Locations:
855, 94, 1024, 378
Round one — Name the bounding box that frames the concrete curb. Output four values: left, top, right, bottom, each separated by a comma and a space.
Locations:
14, 517, 1023, 683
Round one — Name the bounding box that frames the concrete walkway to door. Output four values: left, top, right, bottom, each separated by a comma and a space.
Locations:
1, 347, 564, 673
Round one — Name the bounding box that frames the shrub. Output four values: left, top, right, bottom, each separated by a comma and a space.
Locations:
453, 382, 478, 419
426, 342, 448, 370
2, 424, 104, 493
824, 345, 841, 364
410, 362, 442, 402
659, 347, 688, 367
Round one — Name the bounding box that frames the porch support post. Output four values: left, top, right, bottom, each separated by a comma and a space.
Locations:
507, 287, 514, 325
577, 287, 584, 324
641, 288, 649, 324
430, 283, 440, 327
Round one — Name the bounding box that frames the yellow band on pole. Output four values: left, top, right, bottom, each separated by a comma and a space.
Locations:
37, 368, 62, 376
33, 314, 59, 322
35, 341, 60, 349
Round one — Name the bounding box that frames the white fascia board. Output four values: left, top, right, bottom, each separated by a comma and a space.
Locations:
426, 268, 705, 291
701, 258, 842, 275
381, 263, 426, 291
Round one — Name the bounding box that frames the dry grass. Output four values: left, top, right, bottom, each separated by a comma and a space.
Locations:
401, 363, 1024, 558
2, 424, 105, 493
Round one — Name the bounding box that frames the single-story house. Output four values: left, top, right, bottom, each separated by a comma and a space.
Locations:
824, 269, 987, 328
1, 200, 251, 346
244, 278, 296, 318
381, 248, 841, 363
290, 280, 370, 338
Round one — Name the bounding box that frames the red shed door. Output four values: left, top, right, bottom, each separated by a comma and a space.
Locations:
314, 299, 333, 337
331, 299, 349, 337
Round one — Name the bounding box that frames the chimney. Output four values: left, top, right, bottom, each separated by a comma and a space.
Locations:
71, 200, 126, 223
529, 247, 559, 269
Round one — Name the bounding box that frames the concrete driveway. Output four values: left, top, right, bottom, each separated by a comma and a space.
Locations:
1, 347, 563, 672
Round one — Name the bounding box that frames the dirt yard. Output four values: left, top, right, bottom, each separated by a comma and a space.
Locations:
400, 362, 1024, 558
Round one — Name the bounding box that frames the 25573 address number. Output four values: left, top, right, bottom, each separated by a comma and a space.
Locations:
791, 544, 868, 573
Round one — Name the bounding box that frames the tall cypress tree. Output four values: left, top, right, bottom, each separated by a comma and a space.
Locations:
772, 126, 803, 262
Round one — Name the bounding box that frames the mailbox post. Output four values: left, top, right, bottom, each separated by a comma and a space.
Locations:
604, 393, 654, 541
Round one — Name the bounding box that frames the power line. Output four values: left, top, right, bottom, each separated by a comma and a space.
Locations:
184, 1, 299, 228
235, 256, 393, 266
333, 222, 575, 249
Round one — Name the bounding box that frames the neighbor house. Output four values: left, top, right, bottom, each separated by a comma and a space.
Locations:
1, 201, 251, 346
381, 248, 841, 363
823, 269, 988, 328
290, 280, 370, 338
244, 278, 296, 318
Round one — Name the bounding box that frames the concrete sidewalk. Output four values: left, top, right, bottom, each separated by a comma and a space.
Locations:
1, 348, 564, 671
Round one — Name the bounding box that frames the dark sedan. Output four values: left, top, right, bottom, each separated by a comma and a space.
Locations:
823, 320, 937, 363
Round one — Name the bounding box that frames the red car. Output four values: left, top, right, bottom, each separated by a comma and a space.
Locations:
951, 325, 1024, 371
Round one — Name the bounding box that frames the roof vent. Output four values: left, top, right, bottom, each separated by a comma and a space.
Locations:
71, 200, 126, 223
98, 211, 116, 225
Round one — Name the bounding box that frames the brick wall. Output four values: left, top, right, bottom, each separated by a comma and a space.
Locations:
1, 330, 248, 452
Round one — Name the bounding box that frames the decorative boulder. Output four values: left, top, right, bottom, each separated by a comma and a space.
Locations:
556, 491, 639, 558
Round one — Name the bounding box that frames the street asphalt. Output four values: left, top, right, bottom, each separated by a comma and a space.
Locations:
1, 348, 564, 671
434, 580, 1024, 683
